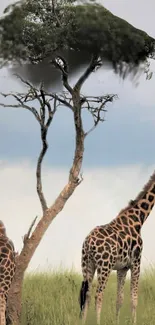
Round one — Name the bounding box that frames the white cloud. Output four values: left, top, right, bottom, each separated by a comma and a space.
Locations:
0, 161, 155, 273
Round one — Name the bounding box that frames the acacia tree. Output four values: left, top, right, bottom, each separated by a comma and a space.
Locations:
0, 55, 116, 324
0, 0, 155, 324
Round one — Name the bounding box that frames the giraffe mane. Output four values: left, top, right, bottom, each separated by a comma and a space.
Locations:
118, 170, 155, 215
0, 220, 6, 236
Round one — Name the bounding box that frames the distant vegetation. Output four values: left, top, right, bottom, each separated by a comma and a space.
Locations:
21, 269, 155, 325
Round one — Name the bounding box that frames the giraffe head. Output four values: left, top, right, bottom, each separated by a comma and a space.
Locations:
0, 220, 6, 237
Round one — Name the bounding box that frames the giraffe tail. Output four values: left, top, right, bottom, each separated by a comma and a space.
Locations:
79, 280, 89, 317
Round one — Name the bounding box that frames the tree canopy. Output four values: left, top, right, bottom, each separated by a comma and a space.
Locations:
0, 0, 155, 77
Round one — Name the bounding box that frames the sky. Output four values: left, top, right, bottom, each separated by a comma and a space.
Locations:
0, 0, 155, 273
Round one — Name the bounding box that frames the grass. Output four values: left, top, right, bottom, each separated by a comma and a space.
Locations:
21, 269, 155, 325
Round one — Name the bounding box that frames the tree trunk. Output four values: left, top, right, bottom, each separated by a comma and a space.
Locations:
7, 115, 85, 324
7, 183, 83, 323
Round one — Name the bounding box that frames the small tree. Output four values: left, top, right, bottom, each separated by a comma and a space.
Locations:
0, 55, 116, 324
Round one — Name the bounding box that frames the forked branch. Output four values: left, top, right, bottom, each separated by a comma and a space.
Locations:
74, 54, 102, 92
51, 56, 73, 94
0, 80, 58, 213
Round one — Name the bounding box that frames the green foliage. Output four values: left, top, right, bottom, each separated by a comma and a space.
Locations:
21, 269, 155, 325
0, 0, 155, 75
0, 0, 75, 64
69, 4, 155, 71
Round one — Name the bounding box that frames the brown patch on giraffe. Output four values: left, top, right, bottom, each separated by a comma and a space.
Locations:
98, 246, 103, 253
97, 233, 105, 239
130, 227, 137, 238
130, 215, 139, 223
123, 226, 131, 235
140, 202, 149, 210
129, 218, 134, 226
134, 224, 141, 233
148, 194, 154, 202
96, 240, 103, 246
120, 216, 128, 225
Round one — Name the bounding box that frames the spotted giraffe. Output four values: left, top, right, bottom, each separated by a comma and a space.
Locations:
79, 170, 155, 324
0, 221, 16, 325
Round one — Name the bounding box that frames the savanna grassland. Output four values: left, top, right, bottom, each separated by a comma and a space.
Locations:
21, 268, 155, 325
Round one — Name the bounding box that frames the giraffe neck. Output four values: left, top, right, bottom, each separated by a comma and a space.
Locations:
116, 170, 155, 227
132, 183, 155, 225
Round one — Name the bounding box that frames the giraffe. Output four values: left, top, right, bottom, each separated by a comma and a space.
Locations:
0, 220, 16, 325
79, 170, 155, 325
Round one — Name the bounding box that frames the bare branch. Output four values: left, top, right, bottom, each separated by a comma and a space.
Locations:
46, 92, 73, 111
0, 92, 41, 123
51, 56, 73, 95
36, 87, 55, 213
84, 94, 117, 137
0, 83, 58, 214
74, 55, 102, 92
36, 134, 48, 213
14, 74, 35, 89
23, 216, 38, 244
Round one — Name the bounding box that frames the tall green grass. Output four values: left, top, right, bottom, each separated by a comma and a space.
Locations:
21, 269, 155, 325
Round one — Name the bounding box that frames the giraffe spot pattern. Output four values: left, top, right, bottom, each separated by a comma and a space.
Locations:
80, 171, 155, 324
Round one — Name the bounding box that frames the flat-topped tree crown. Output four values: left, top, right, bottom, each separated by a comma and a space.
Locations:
0, 0, 154, 78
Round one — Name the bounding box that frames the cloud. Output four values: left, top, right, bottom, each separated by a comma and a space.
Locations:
0, 160, 155, 272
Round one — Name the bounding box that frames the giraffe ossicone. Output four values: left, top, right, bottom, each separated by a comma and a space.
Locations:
79, 170, 155, 324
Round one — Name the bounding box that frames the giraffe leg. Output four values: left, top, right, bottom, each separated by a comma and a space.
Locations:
95, 266, 112, 325
79, 257, 96, 323
116, 268, 128, 324
0, 291, 6, 325
130, 261, 141, 324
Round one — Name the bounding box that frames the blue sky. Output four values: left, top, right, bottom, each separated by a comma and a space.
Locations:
1, 64, 155, 168
0, 0, 155, 272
